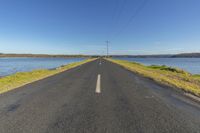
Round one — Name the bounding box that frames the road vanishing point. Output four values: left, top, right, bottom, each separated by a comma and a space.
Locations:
0, 59, 200, 133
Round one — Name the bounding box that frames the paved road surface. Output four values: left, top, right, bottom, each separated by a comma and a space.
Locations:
0, 59, 200, 133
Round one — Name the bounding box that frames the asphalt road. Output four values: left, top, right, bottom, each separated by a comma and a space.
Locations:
0, 59, 200, 133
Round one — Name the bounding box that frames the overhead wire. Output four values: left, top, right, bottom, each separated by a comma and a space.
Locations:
110, 0, 149, 41
107, 0, 127, 40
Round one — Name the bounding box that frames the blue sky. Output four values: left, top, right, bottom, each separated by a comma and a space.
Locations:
0, 0, 200, 55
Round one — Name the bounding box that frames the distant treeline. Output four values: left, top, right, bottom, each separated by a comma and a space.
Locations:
0, 53, 94, 58
111, 54, 172, 58
1, 52, 200, 58
171, 53, 200, 58
110, 53, 200, 58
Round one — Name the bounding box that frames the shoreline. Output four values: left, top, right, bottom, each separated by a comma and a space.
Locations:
0, 58, 96, 94
0, 53, 91, 58
0, 56, 89, 59
0, 58, 87, 78
113, 57, 200, 75
107, 58, 200, 98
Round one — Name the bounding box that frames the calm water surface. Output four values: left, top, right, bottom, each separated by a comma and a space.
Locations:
114, 57, 200, 74
0, 57, 85, 77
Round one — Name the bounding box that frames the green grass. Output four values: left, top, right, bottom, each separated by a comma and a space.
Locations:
107, 58, 200, 97
148, 65, 190, 75
0, 58, 96, 94
193, 74, 200, 78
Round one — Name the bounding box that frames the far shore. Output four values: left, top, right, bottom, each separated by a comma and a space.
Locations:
0, 58, 96, 94
0, 54, 92, 58
1, 52, 200, 58
107, 58, 200, 97
111, 53, 200, 58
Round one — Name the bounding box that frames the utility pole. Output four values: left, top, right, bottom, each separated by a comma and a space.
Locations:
106, 40, 110, 58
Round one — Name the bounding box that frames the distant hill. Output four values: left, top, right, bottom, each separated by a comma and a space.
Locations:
111, 54, 172, 58
111, 53, 200, 58
0, 53, 91, 58
1, 53, 200, 58
171, 53, 200, 58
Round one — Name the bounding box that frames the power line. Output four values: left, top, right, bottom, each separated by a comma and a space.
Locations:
111, 0, 149, 40
105, 0, 148, 55
106, 40, 110, 57
106, 0, 127, 55
108, 0, 127, 40
114, 0, 127, 27
126, 0, 148, 29
111, 0, 121, 21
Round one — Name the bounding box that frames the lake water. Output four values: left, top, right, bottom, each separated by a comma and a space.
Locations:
114, 57, 200, 74
0, 57, 85, 77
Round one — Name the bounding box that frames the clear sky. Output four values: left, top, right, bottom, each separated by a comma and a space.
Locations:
0, 0, 200, 55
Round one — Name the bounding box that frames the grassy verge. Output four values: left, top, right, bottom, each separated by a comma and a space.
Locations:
0, 58, 96, 94
107, 58, 200, 97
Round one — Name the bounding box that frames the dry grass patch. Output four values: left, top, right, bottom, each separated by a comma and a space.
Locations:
0, 58, 96, 94
107, 58, 200, 97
